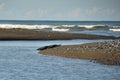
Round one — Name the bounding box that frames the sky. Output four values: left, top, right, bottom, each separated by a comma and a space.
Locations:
0, 0, 120, 21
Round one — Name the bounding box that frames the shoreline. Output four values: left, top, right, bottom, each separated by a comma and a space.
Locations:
39, 40, 120, 65
0, 28, 119, 40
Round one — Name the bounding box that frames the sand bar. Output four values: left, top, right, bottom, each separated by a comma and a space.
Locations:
39, 40, 120, 65
0, 28, 119, 40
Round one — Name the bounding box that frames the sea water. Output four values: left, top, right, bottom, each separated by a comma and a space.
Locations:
0, 40, 120, 80
0, 20, 120, 37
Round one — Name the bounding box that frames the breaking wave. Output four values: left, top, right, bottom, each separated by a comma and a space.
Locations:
109, 26, 120, 32
0, 24, 53, 29
0, 24, 118, 32
52, 26, 69, 32
109, 29, 120, 32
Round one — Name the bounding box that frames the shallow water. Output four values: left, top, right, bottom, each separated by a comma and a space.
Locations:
0, 40, 120, 80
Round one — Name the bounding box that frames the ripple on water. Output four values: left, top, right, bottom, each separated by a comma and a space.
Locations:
0, 40, 120, 80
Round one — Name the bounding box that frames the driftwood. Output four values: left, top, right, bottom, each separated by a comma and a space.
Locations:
37, 44, 61, 51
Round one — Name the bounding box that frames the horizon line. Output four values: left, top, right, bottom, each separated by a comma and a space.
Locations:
0, 19, 120, 22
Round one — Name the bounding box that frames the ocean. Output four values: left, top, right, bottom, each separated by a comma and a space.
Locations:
0, 20, 120, 37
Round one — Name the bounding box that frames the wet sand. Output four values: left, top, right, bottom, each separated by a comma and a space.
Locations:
0, 28, 119, 40
39, 40, 120, 65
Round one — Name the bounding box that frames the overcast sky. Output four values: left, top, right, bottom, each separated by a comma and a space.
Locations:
0, 0, 120, 21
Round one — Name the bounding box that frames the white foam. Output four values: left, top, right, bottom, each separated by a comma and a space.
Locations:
0, 24, 53, 29
78, 25, 106, 29
109, 29, 120, 32
61, 25, 75, 27
0, 24, 108, 30
84, 25, 95, 29
0, 24, 70, 32
52, 28, 69, 32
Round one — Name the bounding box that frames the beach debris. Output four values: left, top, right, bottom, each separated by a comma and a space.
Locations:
37, 44, 61, 51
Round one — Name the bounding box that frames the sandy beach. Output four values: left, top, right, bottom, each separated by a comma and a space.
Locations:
39, 40, 120, 65
0, 28, 119, 40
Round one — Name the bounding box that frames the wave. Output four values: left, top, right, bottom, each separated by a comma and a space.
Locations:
109, 29, 120, 32
52, 28, 69, 32
0, 24, 53, 29
109, 26, 120, 32
0, 24, 113, 32
78, 25, 108, 29
111, 26, 120, 28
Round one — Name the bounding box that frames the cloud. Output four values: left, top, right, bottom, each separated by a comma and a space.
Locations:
103, 8, 115, 15
26, 9, 48, 17
54, 7, 116, 20
86, 7, 100, 14
55, 8, 81, 19
0, 3, 4, 12
68, 8, 81, 17
85, 7, 115, 15
24, 7, 116, 20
